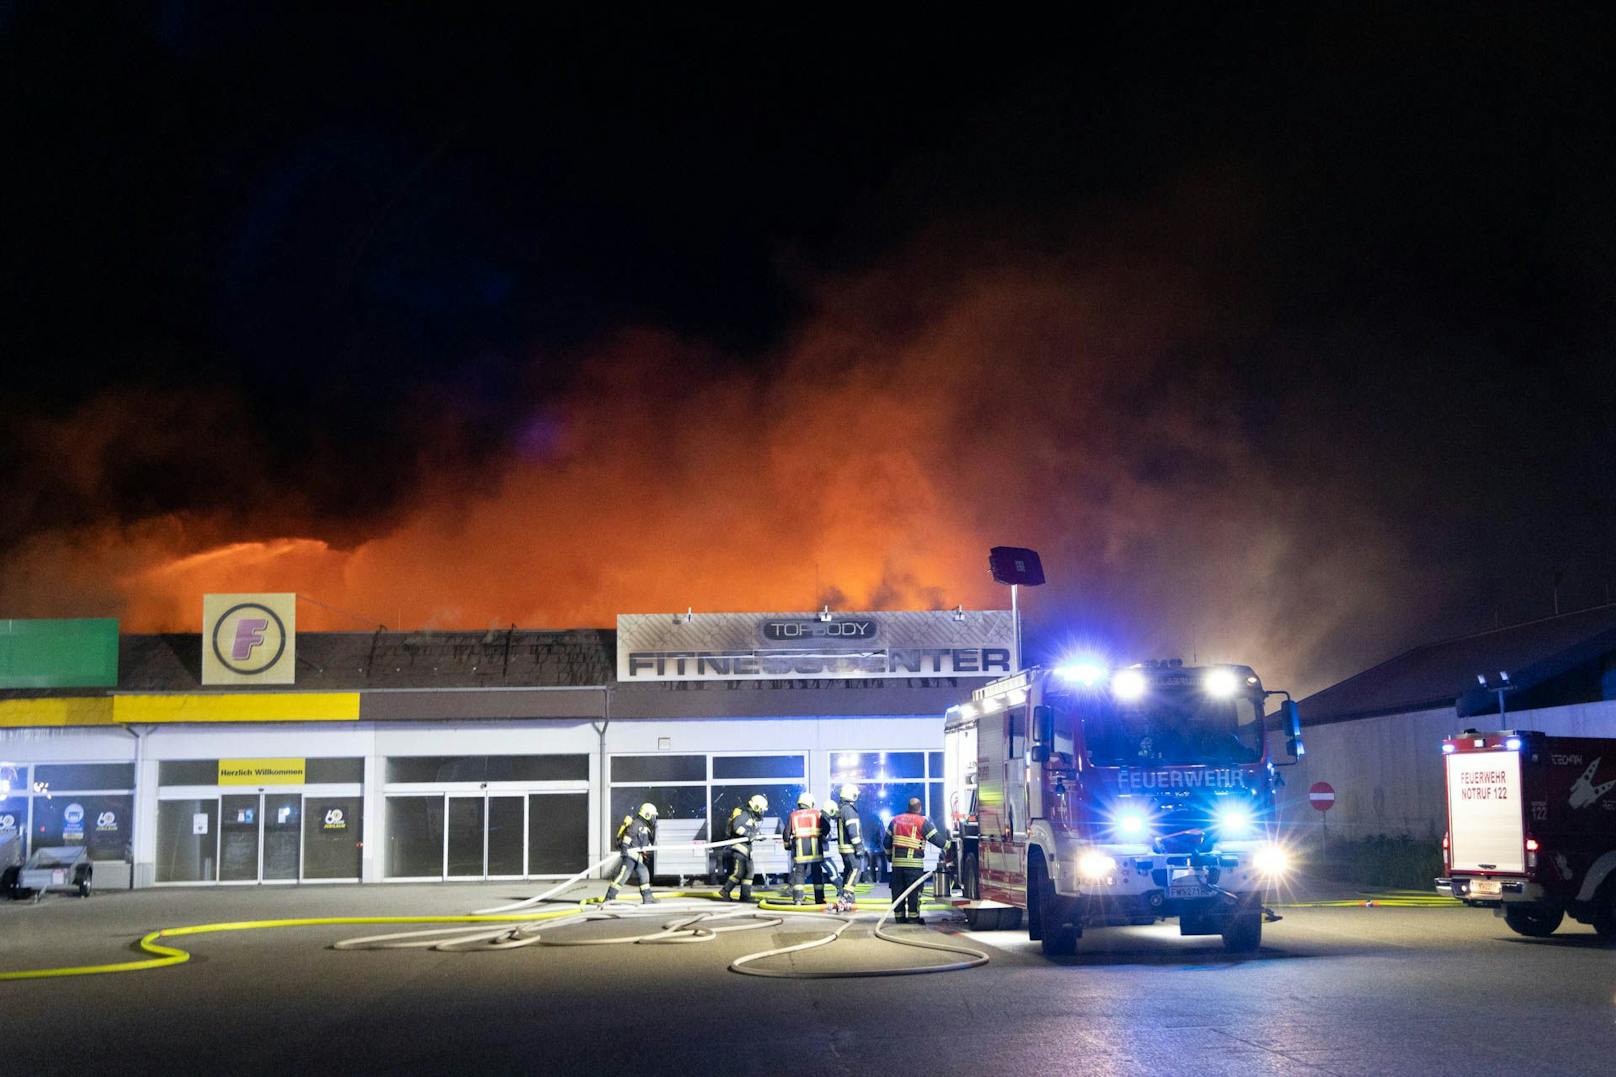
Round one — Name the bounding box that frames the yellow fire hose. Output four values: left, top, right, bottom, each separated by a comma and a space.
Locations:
1, 841, 983, 982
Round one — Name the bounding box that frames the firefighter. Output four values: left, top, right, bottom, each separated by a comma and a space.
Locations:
783, 791, 832, 905
882, 796, 946, 923
603, 802, 659, 905
719, 793, 768, 902
831, 783, 864, 901
820, 799, 846, 903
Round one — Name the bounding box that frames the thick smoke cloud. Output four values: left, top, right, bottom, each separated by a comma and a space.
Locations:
0, 221, 1427, 694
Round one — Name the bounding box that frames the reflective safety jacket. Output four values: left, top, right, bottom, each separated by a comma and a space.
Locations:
616, 814, 656, 858
784, 807, 829, 863
833, 804, 863, 854
883, 812, 944, 869
729, 808, 764, 851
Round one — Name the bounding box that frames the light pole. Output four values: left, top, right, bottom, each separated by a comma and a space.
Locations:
1476, 671, 1517, 730
988, 546, 1045, 670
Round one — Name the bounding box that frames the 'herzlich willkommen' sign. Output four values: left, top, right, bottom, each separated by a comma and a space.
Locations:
616, 610, 1016, 682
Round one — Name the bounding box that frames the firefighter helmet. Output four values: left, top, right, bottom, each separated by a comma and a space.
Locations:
822, 800, 840, 817
746, 794, 768, 814
838, 784, 861, 803
796, 792, 816, 809
638, 802, 658, 821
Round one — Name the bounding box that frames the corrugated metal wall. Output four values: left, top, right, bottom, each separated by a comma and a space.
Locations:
1277, 699, 1616, 839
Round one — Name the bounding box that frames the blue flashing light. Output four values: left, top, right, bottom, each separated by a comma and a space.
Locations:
1215, 803, 1255, 838
1441, 743, 1456, 754
1504, 737, 1522, 751
1057, 660, 1108, 686
1114, 810, 1149, 839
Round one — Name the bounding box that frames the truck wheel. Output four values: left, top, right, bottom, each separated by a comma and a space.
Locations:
1221, 912, 1263, 953
961, 851, 980, 901
0, 865, 17, 899
1031, 858, 1079, 956
1503, 906, 1563, 938
1590, 889, 1616, 941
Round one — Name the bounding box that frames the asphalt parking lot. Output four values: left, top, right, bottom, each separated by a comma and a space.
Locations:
2, 879, 1612, 1076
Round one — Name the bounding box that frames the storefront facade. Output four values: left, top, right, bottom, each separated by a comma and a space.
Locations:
0, 609, 1011, 888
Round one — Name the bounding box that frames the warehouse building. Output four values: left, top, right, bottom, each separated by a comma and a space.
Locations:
0, 603, 1013, 889
1277, 603, 1616, 838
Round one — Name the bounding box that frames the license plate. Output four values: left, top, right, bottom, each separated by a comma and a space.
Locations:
52, 870, 66, 885
1470, 879, 1503, 897
1169, 879, 1206, 899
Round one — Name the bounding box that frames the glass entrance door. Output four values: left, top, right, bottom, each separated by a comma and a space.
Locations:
220, 795, 260, 882
487, 796, 525, 877
446, 796, 485, 877
263, 794, 301, 881
219, 793, 303, 883
382, 790, 589, 880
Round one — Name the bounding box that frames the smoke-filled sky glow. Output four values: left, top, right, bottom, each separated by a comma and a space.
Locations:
3, 10, 1612, 694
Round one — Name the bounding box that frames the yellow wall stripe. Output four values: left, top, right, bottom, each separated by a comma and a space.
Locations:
0, 693, 360, 728
0, 697, 114, 727
115, 693, 360, 724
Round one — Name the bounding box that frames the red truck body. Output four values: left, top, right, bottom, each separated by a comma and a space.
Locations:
1436, 728, 1616, 938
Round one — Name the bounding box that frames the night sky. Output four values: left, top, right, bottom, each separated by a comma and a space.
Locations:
3, 6, 1613, 693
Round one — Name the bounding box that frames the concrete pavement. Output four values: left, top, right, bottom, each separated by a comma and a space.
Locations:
2, 879, 1611, 1076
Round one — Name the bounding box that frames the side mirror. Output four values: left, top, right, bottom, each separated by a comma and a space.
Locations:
1030, 744, 1051, 764
1277, 700, 1304, 765
1032, 705, 1054, 747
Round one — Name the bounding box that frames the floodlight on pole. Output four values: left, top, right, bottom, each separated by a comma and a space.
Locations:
988, 546, 1045, 671
1477, 670, 1518, 731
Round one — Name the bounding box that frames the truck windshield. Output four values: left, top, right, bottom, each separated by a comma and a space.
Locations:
1077, 688, 1264, 766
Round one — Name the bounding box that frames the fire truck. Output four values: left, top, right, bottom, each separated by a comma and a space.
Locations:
941, 660, 1299, 955
1435, 729, 1616, 938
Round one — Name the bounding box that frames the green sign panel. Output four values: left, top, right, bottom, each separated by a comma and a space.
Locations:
0, 619, 120, 689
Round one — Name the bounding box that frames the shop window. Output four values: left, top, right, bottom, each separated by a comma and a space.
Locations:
1, 797, 28, 856
385, 754, 587, 783
304, 796, 363, 879
306, 758, 365, 784
610, 755, 705, 783
928, 752, 944, 778
159, 760, 219, 786
490, 755, 587, 781
387, 757, 483, 783
709, 782, 803, 870
528, 793, 588, 875
829, 752, 925, 783
32, 763, 134, 791
156, 799, 219, 883
610, 785, 707, 831
32, 794, 133, 861
712, 755, 804, 779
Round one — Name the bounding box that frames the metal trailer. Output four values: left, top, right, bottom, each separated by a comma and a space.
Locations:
0, 826, 21, 897
11, 845, 93, 901
1435, 728, 1616, 938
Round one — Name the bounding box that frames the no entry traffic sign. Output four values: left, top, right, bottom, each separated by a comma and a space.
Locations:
1309, 781, 1336, 812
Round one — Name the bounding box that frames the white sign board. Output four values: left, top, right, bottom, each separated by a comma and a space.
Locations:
193, 813, 210, 836
616, 610, 1016, 682
1445, 750, 1524, 873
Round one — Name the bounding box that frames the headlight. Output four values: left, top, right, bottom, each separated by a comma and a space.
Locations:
1114, 810, 1149, 839
1252, 845, 1290, 877
1112, 668, 1148, 702
1215, 803, 1254, 838
1078, 851, 1118, 882
1203, 667, 1240, 698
